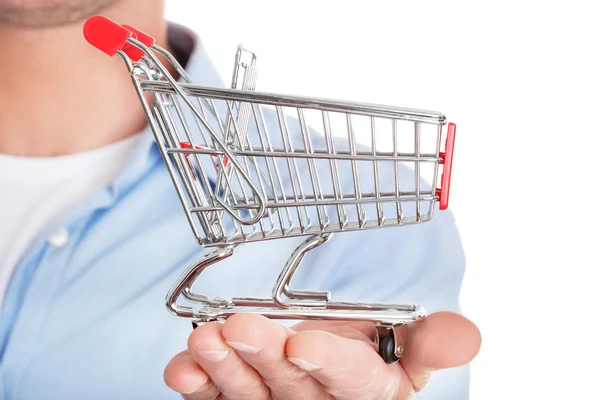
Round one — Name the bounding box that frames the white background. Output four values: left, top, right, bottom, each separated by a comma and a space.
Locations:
165, 1, 599, 398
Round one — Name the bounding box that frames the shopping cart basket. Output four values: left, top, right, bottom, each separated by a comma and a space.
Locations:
83, 16, 457, 364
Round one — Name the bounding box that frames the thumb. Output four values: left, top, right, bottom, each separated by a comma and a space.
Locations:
400, 311, 481, 392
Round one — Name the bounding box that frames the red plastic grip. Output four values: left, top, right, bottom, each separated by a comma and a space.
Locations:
121, 24, 156, 61
436, 122, 456, 210
122, 25, 155, 46
83, 16, 132, 56
180, 142, 231, 169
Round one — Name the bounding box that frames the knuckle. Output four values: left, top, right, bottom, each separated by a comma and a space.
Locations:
259, 363, 317, 397
264, 368, 310, 390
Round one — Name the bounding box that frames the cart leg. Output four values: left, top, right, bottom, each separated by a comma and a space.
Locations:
165, 245, 236, 318
374, 324, 405, 364
272, 234, 333, 307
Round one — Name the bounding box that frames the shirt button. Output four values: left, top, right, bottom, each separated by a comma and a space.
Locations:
48, 227, 70, 248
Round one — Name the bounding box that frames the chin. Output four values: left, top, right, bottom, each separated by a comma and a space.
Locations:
0, 0, 121, 28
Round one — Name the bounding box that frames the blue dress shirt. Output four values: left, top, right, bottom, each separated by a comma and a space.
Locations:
0, 23, 469, 399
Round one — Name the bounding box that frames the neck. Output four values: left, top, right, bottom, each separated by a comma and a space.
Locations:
0, 1, 170, 157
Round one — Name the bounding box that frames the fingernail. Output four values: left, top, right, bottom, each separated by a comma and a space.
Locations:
288, 357, 321, 371
197, 350, 229, 361
226, 341, 260, 354
179, 373, 210, 395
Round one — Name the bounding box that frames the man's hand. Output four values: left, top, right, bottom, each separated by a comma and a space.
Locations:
164, 312, 481, 399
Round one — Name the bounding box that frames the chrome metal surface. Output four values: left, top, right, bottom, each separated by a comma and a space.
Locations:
111, 37, 453, 353
139, 81, 446, 124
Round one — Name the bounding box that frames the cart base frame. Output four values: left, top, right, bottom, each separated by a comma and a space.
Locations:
166, 234, 425, 364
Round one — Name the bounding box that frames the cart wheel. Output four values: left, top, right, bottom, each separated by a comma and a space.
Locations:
192, 318, 225, 330
378, 331, 400, 364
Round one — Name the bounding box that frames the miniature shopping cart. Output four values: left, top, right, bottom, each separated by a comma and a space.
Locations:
83, 16, 456, 364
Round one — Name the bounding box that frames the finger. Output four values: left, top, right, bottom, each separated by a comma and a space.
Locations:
293, 320, 377, 343
286, 329, 405, 399
187, 321, 271, 400
163, 351, 221, 400
292, 320, 350, 331
221, 314, 331, 400
400, 311, 481, 391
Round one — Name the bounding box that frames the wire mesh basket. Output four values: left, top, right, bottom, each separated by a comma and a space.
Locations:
84, 16, 457, 363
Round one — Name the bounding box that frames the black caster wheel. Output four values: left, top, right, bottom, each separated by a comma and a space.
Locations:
378, 330, 400, 364
191, 318, 223, 330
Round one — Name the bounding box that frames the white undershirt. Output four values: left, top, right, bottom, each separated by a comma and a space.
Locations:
0, 134, 143, 307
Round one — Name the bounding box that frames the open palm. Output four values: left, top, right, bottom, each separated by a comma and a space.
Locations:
164, 312, 480, 399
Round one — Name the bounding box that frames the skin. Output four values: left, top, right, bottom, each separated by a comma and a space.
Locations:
0, 1, 482, 398
166, 313, 481, 400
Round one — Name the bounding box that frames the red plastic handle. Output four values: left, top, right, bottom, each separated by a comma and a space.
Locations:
83, 16, 132, 56
121, 24, 156, 61
180, 142, 231, 168
83, 16, 157, 62
122, 25, 155, 47
436, 123, 456, 210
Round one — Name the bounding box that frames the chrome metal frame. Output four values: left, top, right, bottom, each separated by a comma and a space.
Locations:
109, 35, 456, 363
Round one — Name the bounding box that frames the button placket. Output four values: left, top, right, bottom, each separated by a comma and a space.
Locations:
47, 227, 70, 248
